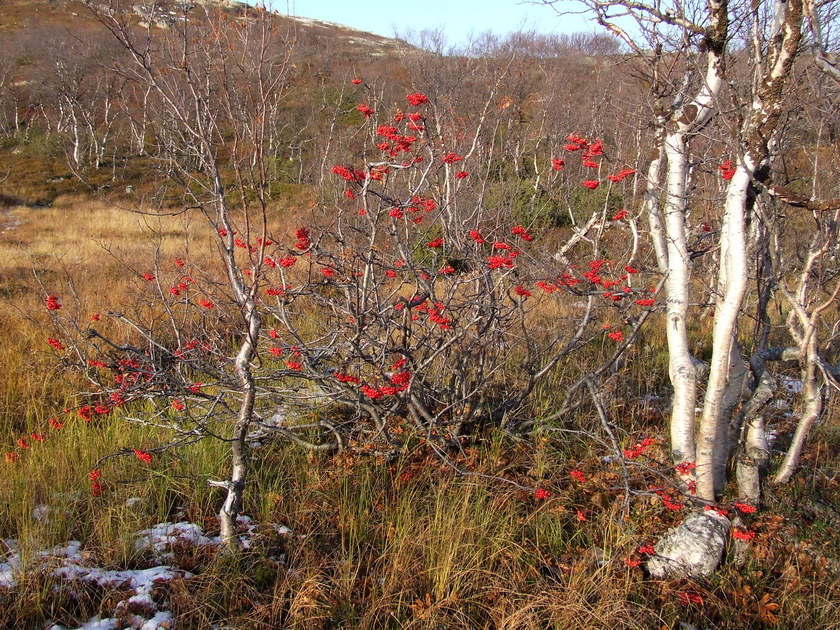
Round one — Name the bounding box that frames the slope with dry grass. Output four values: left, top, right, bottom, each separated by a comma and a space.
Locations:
0, 196, 838, 629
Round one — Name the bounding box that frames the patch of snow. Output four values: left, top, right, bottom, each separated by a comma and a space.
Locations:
47, 618, 119, 630
53, 563, 189, 594
140, 610, 173, 629
76, 617, 119, 630
0, 539, 21, 589
2, 535, 184, 626
0, 559, 20, 589
135, 522, 214, 557
780, 375, 803, 394
42, 541, 83, 560
3, 515, 289, 627
122, 592, 156, 609
51, 563, 188, 629
134, 515, 269, 555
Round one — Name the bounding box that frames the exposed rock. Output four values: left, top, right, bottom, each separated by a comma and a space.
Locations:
647, 510, 730, 578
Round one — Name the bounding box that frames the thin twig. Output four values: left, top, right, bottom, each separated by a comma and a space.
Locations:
585, 375, 631, 520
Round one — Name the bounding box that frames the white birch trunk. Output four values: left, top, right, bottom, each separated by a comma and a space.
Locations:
663, 130, 699, 466
774, 328, 822, 484
737, 414, 768, 502
660, 27, 725, 468
699, 0, 803, 498
644, 124, 669, 273
69, 106, 81, 168
696, 157, 754, 500
735, 347, 799, 500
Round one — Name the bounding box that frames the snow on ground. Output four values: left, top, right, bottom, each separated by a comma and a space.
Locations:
1, 516, 290, 629
50, 617, 119, 630
140, 611, 174, 630
780, 375, 804, 394
134, 522, 215, 561
0, 539, 20, 589
49, 610, 174, 630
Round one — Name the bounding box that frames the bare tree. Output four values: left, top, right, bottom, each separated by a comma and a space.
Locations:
696, 0, 805, 500
537, 0, 729, 492
80, 0, 294, 547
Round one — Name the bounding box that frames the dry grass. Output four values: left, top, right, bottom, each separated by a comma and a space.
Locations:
0, 198, 839, 630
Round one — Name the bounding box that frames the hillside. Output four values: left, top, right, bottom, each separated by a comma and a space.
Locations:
0, 0, 417, 207
0, 0, 406, 50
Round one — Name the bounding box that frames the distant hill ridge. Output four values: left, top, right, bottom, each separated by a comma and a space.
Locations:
0, 0, 407, 55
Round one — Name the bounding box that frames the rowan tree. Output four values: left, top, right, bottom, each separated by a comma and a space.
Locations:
22, 1, 651, 550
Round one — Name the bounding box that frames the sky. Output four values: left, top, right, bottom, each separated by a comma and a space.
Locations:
274, 0, 594, 49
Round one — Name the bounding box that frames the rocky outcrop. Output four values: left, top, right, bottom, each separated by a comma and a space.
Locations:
647, 510, 731, 578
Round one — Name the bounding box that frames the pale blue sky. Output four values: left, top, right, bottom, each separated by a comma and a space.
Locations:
274, 1, 593, 48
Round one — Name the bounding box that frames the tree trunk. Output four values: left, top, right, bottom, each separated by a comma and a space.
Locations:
663, 130, 699, 467
774, 332, 822, 483
214, 179, 262, 549
697, 157, 754, 500
644, 123, 669, 274
734, 346, 799, 498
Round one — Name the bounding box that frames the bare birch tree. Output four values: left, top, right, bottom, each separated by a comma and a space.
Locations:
696, 0, 805, 500
82, 0, 294, 547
